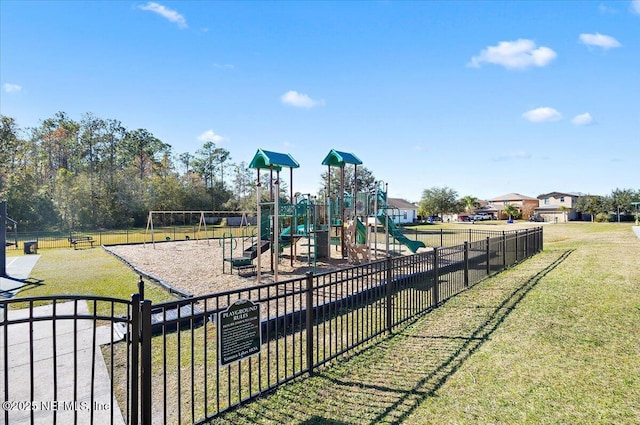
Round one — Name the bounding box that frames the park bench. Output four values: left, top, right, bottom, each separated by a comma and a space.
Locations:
68, 235, 95, 249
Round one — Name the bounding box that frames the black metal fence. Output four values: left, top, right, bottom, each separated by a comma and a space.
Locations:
9, 225, 531, 252
1, 227, 542, 424
0, 295, 142, 425
6, 226, 258, 251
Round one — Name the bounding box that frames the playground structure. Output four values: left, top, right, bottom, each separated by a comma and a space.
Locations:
322, 149, 426, 264
139, 149, 426, 283
241, 148, 426, 283
249, 149, 319, 283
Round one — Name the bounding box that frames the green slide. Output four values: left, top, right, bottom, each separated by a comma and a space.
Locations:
355, 218, 367, 245
377, 213, 425, 253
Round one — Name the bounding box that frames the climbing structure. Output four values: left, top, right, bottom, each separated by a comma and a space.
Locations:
321, 149, 364, 259
248, 149, 329, 281
322, 150, 425, 261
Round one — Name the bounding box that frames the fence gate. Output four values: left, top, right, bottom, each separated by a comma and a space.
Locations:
1, 294, 142, 425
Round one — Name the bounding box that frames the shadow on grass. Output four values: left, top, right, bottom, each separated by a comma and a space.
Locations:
368, 248, 576, 424
209, 249, 574, 425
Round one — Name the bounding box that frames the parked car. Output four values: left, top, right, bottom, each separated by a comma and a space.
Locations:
458, 215, 472, 222
426, 215, 442, 224
529, 214, 545, 222
472, 213, 494, 221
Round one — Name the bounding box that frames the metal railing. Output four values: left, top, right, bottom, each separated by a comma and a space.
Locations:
139, 226, 542, 423
1, 227, 543, 424
7, 226, 258, 250
1, 295, 141, 425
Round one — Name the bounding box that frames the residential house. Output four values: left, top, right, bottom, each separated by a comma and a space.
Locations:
386, 198, 419, 224
535, 192, 585, 222
486, 193, 539, 219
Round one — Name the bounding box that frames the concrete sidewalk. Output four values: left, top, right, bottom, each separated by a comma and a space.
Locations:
633, 226, 640, 240
0, 254, 42, 299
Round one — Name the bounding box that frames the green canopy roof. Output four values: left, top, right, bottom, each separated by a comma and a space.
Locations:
249, 149, 300, 171
321, 149, 363, 167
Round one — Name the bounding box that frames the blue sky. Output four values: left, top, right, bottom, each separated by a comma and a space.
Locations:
1, 1, 639, 202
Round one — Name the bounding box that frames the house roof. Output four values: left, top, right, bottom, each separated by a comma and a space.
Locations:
321, 149, 363, 167
386, 198, 418, 210
536, 191, 586, 199
249, 149, 300, 171
490, 193, 538, 202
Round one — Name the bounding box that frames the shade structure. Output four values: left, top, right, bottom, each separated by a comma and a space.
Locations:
249, 149, 300, 171
321, 149, 363, 168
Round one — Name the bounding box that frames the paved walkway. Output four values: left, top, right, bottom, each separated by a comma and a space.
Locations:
1, 257, 125, 424
0, 254, 42, 300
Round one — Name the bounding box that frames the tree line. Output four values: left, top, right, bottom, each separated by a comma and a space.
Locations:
0, 112, 380, 231
2, 111, 636, 231
0, 112, 263, 230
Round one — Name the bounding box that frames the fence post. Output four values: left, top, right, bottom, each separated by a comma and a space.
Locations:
502, 231, 507, 270
432, 248, 439, 307
463, 241, 469, 288
386, 256, 393, 334
524, 228, 529, 257
440, 228, 443, 247
515, 230, 519, 263
140, 299, 152, 425
539, 226, 544, 252
138, 276, 145, 301
486, 237, 490, 275
306, 272, 314, 376
130, 293, 140, 425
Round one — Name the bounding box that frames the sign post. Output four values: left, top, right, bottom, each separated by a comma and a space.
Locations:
218, 299, 262, 366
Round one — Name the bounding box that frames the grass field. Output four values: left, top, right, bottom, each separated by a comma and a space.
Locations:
8, 246, 176, 313
210, 222, 640, 424
5, 222, 639, 423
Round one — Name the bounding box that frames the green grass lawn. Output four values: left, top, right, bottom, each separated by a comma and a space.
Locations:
8, 247, 176, 310
211, 222, 640, 424
5, 223, 639, 423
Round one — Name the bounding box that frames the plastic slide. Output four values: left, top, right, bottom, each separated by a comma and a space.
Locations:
377, 213, 426, 253
278, 226, 292, 248
355, 218, 367, 245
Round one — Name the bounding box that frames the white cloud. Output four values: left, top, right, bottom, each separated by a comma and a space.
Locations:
197, 130, 225, 143
579, 33, 621, 49
468, 39, 557, 70
138, 2, 187, 28
3, 83, 22, 93
494, 151, 532, 162
572, 113, 593, 126
280, 90, 324, 108
522, 107, 562, 123
632, 0, 640, 15
599, 3, 617, 14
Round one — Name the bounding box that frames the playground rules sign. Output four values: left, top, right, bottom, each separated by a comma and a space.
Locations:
218, 299, 262, 366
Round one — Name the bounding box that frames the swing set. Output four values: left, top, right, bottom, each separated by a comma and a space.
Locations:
144, 210, 252, 247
